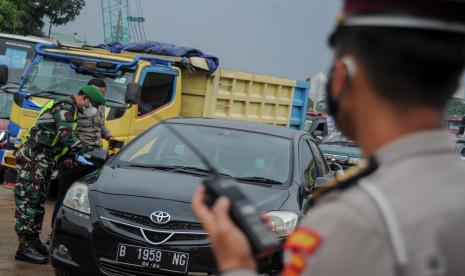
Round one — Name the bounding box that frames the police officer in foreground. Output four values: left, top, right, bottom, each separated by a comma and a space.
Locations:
14, 85, 105, 264
50, 79, 115, 228
192, 1, 465, 275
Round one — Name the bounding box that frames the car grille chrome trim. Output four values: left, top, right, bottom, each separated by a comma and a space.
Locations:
100, 216, 208, 245
140, 228, 174, 245
107, 209, 203, 230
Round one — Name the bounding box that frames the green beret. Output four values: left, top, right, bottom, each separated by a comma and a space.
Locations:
81, 85, 105, 105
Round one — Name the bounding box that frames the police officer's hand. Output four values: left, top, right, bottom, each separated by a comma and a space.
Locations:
192, 185, 257, 272
63, 158, 77, 168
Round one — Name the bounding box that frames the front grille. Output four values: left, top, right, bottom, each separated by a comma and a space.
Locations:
102, 215, 209, 245
99, 259, 168, 276
170, 233, 208, 241
142, 229, 172, 243
111, 221, 140, 236
108, 209, 203, 230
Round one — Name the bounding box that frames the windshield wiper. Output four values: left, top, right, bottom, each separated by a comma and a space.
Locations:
122, 163, 179, 172
31, 90, 71, 98
165, 166, 235, 178
234, 176, 281, 186
121, 164, 216, 176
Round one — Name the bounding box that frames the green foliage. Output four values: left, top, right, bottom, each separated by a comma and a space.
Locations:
42, 0, 85, 26
0, 0, 85, 36
0, 0, 25, 33
445, 98, 465, 117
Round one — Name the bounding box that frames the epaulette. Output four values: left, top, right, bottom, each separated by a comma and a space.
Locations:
312, 157, 379, 200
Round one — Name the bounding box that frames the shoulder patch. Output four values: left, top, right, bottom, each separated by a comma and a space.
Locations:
312, 158, 378, 199
282, 228, 322, 275
284, 228, 322, 254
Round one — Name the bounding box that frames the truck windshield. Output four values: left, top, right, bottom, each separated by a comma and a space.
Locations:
22, 58, 134, 108
115, 123, 293, 185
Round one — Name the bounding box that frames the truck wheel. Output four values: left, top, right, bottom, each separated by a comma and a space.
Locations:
54, 268, 78, 276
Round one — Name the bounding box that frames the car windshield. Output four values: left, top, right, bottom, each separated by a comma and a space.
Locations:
22, 57, 134, 108
323, 130, 358, 146
115, 123, 293, 184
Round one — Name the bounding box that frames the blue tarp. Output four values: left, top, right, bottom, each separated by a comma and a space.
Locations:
98, 41, 219, 73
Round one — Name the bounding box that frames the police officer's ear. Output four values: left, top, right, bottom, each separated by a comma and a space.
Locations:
330, 57, 355, 99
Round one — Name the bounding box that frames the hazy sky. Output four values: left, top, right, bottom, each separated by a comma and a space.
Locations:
47, 0, 341, 80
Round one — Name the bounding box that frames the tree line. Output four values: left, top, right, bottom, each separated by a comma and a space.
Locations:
0, 0, 85, 36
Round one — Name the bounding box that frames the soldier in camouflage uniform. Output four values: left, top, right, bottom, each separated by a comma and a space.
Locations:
14, 85, 105, 264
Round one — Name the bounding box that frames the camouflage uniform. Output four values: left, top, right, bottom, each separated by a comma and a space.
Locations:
15, 98, 84, 235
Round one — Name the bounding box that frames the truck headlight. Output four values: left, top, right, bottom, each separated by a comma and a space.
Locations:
63, 182, 90, 215
266, 211, 298, 237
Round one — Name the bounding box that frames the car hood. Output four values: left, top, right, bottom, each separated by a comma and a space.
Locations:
88, 166, 290, 211
319, 143, 361, 158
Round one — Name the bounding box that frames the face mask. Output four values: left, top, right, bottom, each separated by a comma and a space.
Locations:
255, 159, 266, 170
325, 57, 356, 125
175, 144, 187, 157
82, 104, 98, 116
326, 67, 339, 119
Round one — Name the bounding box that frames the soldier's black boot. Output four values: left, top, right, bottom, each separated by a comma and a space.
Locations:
15, 235, 49, 264
30, 234, 49, 256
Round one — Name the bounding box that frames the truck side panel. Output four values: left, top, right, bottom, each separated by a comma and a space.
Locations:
180, 68, 296, 127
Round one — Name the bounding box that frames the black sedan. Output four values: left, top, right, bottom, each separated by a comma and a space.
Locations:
51, 118, 334, 276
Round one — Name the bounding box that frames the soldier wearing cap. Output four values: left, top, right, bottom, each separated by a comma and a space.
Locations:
50, 79, 115, 230
192, 1, 465, 275
14, 85, 105, 264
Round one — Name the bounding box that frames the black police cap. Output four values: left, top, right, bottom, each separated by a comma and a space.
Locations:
330, 0, 465, 45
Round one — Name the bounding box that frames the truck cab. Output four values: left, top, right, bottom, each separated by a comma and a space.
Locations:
0, 43, 310, 171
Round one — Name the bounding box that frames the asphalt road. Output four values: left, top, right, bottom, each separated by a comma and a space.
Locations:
0, 185, 54, 276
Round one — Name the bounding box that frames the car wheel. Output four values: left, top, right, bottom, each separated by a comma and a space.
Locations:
461, 148, 465, 157
54, 268, 78, 276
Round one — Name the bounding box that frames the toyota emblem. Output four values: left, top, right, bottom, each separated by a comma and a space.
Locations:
150, 211, 171, 224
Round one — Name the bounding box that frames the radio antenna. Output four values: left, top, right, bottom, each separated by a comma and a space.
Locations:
159, 121, 219, 175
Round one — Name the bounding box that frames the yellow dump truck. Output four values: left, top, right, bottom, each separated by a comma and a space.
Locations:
0, 43, 309, 169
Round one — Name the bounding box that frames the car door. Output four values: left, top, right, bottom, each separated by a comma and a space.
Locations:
298, 136, 320, 191
308, 139, 332, 177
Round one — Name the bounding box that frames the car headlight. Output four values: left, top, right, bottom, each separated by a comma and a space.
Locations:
266, 211, 298, 237
63, 182, 90, 215
348, 157, 360, 165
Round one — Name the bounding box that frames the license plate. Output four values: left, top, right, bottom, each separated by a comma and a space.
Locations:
116, 243, 189, 273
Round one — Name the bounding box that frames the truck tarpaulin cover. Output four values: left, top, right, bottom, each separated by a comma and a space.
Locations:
99, 41, 219, 73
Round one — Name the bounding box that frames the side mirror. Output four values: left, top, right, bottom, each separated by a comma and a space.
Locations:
315, 136, 323, 144
312, 130, 323, 137
125, 82, 141, 104
0, 65, 8, 86
459, 126, 465, 136
82, 149, 108, 166
328, 160, 344, 175
314, 177, 331, 190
